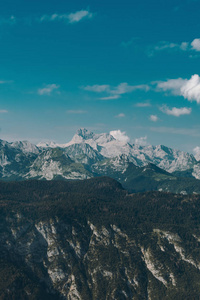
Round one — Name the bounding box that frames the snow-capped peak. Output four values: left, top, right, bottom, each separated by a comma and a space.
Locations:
64, 128, 116, 150
34, 128, 200, 178
11, 140, 39, 154
37, 141, 59, 148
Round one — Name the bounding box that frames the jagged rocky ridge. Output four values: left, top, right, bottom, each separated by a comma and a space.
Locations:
0, 128, 200, 193
1, 178, 200, 299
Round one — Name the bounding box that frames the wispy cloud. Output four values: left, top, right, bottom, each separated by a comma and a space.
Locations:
155, 74, 200, 103
148, 38, 200, 56
155, 78, 187, 95
83, 82, 149, 100
0, 15, 16, 25
39, 9, 94, 24
115, 113, 125, 118
150, 126, 200, 137
84, 85, 110, 93
100, 95, 120, 100
0, 110, 8, 113
121, 37, 139, 48
160, 106, 192, 117
38, 84, 60, 95
149, 115, 158, 122
66, 110, 87, 114
111, 83, 149, 95
135, 101, 151, 107
68, 10, 94, 23
0, 80, 13, 84
85, 74, 200, 104
40, 14, 67, 22
149, 41, 189, 55
134, 136, 148, 146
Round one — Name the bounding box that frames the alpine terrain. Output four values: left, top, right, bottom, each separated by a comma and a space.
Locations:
0, 128, 200, 194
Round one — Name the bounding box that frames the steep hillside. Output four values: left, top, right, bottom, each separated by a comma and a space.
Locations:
92, 156, 200, 194
1, 178, 200, 299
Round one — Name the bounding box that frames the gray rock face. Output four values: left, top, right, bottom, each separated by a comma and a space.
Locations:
2, 212, 200, 299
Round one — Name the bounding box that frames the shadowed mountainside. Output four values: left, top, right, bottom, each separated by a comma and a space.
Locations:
1, 178, 200, 299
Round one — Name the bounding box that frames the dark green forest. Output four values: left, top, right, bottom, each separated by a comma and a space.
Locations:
1, 178, 200, 299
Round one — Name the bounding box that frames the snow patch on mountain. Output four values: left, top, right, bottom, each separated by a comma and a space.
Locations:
193, 146, 200, 161
192, 164, 200, 180
64, 143, 104, 164
11, 141, 39, 154
27, 160, 63, 180
37, 141, 59, 148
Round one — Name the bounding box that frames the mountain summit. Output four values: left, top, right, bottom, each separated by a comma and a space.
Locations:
76, 128, 95, 139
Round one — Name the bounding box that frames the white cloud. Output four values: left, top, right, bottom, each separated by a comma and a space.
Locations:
180, 74, 200, 103
154, 41, 181, 51
149, 115, 158, 122
115, 113, 125, 118
150, 126, 200, 137
191, 38, 200, 51
160, 106, 192, 117
83, 85, 110, 93
110, 130, 130, 143
66, 110, 87, 114
0, 110, 8, 113
40, 10, 94, 24
155, 78, 187, 95
180, 42, 189, 51
84, 83, 149, 94
135, 101, 151, 107
111, 83, 149, 95
100, 95, 120, 100
148, 41, 189, 56
134, 136, 148, 146
193, 146, 200, 160
68, 10, 93, 23
148, 38, 200, 56
83, 82, 149, 100
155, 74, 200, 104
38, 84, 60, 95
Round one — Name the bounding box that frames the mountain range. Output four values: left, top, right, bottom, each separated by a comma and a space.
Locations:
0, 128, 200, 194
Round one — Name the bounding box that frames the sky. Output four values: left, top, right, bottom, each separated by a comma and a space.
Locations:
1, 0, 200, 154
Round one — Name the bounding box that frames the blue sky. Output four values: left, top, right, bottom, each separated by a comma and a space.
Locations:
1, 0, 200, 153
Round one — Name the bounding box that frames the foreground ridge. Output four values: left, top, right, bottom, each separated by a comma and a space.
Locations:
1, 178, 200, 299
